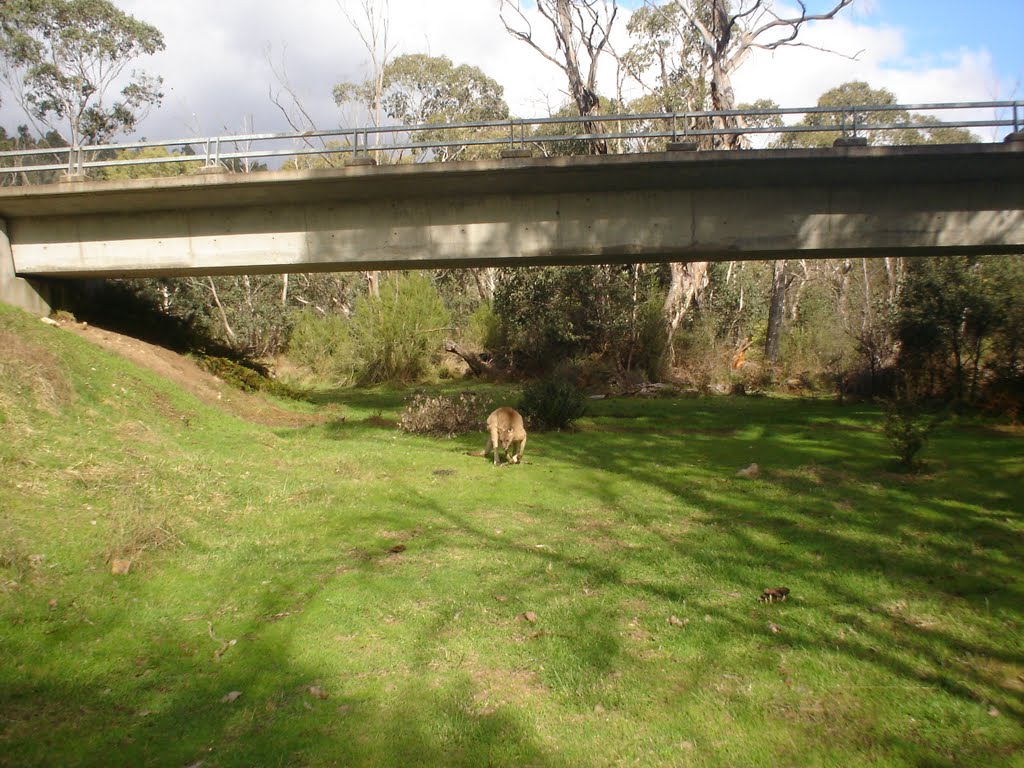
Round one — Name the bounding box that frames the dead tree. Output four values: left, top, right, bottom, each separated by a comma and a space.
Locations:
499, 0, 619, 154
444, 339, 501, 378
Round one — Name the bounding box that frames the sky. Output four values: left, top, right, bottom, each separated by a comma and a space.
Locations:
1, 0, 1021, 143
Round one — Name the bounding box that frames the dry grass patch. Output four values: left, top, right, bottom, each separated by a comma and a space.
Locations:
0, 329, 73, 416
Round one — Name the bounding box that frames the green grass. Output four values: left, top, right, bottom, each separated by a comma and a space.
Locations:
1, 302, 1022, 767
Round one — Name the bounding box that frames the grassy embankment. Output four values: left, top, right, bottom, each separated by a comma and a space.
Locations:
1, 302, 1022, 767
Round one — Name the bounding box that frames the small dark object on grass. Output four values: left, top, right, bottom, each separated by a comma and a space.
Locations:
388, 544, 406, 554
758, 587, 790, 604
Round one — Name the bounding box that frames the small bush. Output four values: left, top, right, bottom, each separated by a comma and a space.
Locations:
287, 310, 356, 386
399, 391, 486, 437
518, 377, 587, 431
882, 396, 943, 470
351, 274, 450, 384
463, 303, 503, 352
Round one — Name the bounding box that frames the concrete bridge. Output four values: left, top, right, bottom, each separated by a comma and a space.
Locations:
2, 141, 1022, 314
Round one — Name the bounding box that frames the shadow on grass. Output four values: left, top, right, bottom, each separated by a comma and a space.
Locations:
0, 569, 561, 768
380, 396, 1022, 736
550, 398, 1024, 718
4, 393, 1019, 766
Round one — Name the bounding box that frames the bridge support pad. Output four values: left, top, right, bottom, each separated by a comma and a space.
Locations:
1, 220, 52, 315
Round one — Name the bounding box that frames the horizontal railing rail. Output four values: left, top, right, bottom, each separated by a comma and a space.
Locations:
1, 100, 1020, 181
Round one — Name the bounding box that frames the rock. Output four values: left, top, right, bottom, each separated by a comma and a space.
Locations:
111, 559, 131, 575
220, 691, 242, 703
668, 615, 689, 627
516, 611, 538, 623
736, 463, 760, 479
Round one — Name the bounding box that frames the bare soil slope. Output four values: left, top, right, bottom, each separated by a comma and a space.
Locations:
59, 320, 320, 427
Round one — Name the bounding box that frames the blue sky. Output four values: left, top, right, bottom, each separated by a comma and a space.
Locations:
868, 0, 1022, 95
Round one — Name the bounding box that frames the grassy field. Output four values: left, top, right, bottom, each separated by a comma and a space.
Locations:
1, 302, 1022, 767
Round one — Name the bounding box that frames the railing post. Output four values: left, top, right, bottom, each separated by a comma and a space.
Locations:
1005, 102, 1024, 144
345, 128, 377, 166
501, 118, 532, 159
61, 146, 87, 183
198, 137, 227, 174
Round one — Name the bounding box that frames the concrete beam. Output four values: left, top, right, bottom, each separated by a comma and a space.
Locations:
2, 143, 1022, 279
1, 219, 51, 315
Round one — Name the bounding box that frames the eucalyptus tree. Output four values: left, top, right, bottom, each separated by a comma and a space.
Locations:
334, 53, 510, 161
0, 0, 164, 147
499, 0, 620, 154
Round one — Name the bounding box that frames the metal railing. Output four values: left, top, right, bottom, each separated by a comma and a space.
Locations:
0, 100, 1020, 182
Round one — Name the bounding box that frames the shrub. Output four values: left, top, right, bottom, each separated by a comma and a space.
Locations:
399, 391, 486, 437
518, 377, 587, 431
196, 355, 301, 399
287, 310, 356, 386
351, 274, 450, 384
882, 395, 942, 471
463, 302, 503, 351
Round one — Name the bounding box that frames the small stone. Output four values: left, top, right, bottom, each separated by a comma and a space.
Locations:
221, 691, 242, 703
668, 615, 689, 627
307, 685, 329, 700
111, 559, 131, 575
768, 622, 782, 634
47, 598, 58, 610
736, 463, 760, 479
516, 611, 538, 623
988, 706, 1000, 717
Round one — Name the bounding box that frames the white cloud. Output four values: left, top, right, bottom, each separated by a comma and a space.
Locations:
0, 0, 1011, 143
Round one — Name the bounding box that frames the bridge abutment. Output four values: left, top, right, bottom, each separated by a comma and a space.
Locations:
1, 220, 53, 316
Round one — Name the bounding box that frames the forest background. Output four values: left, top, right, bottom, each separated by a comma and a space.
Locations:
1, 0, 1022, 415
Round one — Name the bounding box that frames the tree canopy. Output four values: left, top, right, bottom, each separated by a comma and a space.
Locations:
0, 0, 165, 145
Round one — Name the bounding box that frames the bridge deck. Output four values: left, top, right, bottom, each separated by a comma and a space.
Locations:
1, 143, 1022, 279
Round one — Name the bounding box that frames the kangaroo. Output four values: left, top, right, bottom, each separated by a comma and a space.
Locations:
481, 407, 527, 466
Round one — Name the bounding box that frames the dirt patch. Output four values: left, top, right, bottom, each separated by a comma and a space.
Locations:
59, 322, 323, 428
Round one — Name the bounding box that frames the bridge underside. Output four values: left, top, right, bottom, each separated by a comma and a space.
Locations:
2, 143, 1022, 282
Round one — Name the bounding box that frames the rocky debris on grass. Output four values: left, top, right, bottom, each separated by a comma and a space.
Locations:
668, 615, 689, 627
110, 559, 131, 575
736, 462, 760, 479
516, 611, 538, 623
758, 587, 790, 604
221, 691, 242, 703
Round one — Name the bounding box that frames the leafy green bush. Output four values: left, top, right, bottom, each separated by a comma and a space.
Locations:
518, 377, 587, 431
462, 302, 503, 351
399, 391, 485, 437
351, 274, 450, 384
882, 396, 942, 470
286, 310, 356, 386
